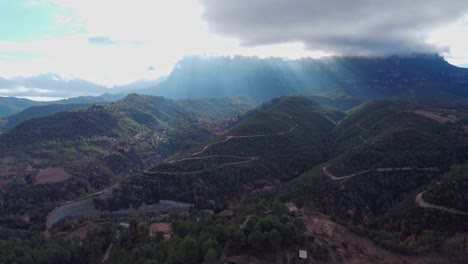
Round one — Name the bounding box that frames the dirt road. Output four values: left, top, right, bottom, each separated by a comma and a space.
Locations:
100, 242, 113, 263
416, 191, 468, 216
322, 166, 439, 181
182, 124, 298, 158
323, 165, 468, 216
151, 124, 298, 175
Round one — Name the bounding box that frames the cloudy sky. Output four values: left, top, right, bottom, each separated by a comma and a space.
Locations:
1, 0, 468, 100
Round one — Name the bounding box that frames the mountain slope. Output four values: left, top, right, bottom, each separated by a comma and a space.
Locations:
0, 97, 45, 116
0, 94, 250, 229
0, 93, 124, 117
0, 103, 93, 132
280, 99, 468, 251
96, 96, 340, 210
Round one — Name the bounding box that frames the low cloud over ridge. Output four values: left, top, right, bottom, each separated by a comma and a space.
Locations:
199, 0, 468, 55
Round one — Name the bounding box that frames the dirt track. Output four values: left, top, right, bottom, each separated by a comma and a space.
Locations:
184, 124, 298, 158
149, 124, 298, 175
416, 191, 468, 216
323, 165, 468, 216
322, 166, 439, 181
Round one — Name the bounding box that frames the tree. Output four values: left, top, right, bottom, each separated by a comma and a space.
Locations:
144, 260, 160, 264
230, 229, 246, 248
201, 239, 220, 256
203, 248, 218, 264
247, 231, 264, 249
268, 229, 282, 248
175, 237, 201, 264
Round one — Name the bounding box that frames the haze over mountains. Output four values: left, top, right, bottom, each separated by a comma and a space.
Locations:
2, 54, 468, 118
140, 54, 468, 104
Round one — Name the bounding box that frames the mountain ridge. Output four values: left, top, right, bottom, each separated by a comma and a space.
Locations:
138, 54, 468, 106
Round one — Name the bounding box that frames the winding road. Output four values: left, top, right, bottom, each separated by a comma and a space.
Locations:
323, 165, 468, 216
148, 124, 298, 175
183, 124, 298, 158
415, 191, 468, 216
323, 166, 439, 181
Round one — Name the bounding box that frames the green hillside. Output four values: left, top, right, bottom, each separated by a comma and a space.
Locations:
0, 103, 93, 132
0, 94, 250, 229
280, 99, 468, 252
97, 96, 339, 210
424, 162, 468, 212
0, 97, 45, 116
2, 94, 468, 258
92, 96, 468, 255
0, 93, 123, 117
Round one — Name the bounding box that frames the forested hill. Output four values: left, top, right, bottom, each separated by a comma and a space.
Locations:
0, 94, 250, 150
139, 54, 468, 105
0, 103, 93, 132
0, 94, 250, 230
98, 96, 468, 253
0, 97, 45, 116
281, 98, 468, 251
97, 96, 341, 210
0, 93, 124, 117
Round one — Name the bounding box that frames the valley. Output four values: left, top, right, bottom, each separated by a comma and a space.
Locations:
1, 56, 468, 264
4, 0, 468, 261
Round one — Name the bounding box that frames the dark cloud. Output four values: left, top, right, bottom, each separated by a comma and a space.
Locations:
199, 0, 468, 55
0, 74, 160, 99
88, 36, 119, 45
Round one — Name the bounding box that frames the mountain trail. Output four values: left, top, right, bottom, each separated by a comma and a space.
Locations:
150, 124, 298, 175
182, 124, 298, 158
323, 165, 468, 216
415, 191, 468, 216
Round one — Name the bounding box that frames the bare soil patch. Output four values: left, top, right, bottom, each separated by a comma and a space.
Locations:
149, 222, 172, 239
301, 211, 448, 264
35, 167, 71, 184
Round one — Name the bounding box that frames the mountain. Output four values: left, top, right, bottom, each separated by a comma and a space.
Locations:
53, 93, 125, 105
0, 93, 127, 132
0, 73, 163, 102
0, 94, 250, 229
0, 97, 45, 116
0, 103, 93, 132
138, 54, 468, 107
0, 93, 124, 117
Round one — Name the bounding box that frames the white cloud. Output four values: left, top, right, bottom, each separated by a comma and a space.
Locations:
1, 0, 468, 99
427, 15, 468, 65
